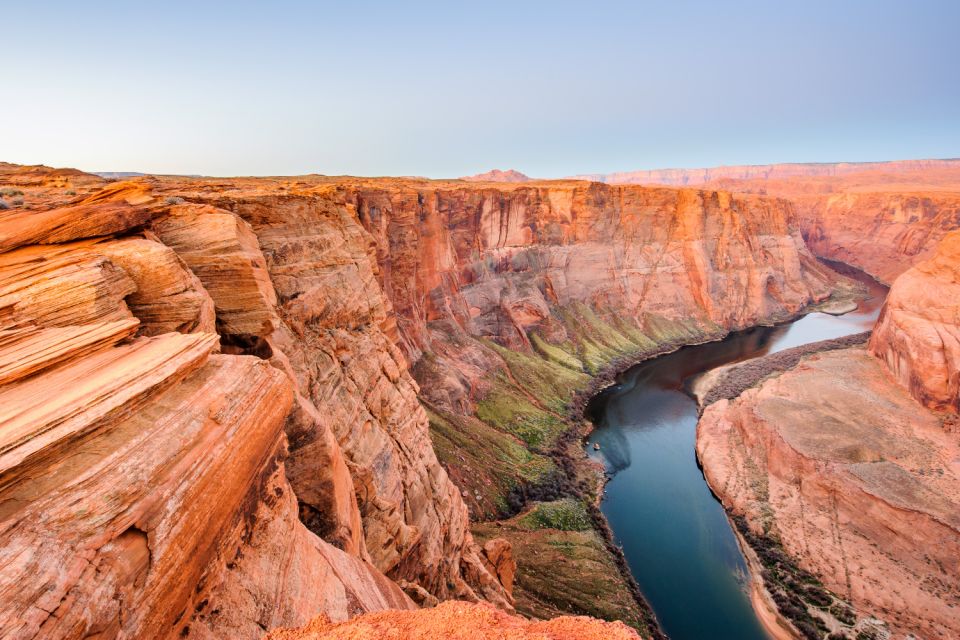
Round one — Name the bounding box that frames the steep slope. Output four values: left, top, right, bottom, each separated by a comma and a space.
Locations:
869, 229, 960, 411
697, 232, 960, 639
579, 159, 960, 284
0, 162, 854, 638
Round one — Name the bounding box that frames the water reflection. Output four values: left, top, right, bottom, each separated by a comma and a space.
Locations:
586, 272, 887, 640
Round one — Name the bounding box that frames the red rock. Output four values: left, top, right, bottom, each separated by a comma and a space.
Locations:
869, 230, 960, 412
264, 600, 642, 640
697, 348, 960, 639
462, 169, 532, 182
0, 180, 157, 252
152, 203, 279, 336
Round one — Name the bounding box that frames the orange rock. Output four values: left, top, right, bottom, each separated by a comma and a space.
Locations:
152, 203, 279, 336
481, 538, 517, 597
869, 229, 960, 412
697, 348, 960, 638
590, 159, 960, 284
264, 600, 643, 640
0, 179, 157, 252
0, 237, 215, 335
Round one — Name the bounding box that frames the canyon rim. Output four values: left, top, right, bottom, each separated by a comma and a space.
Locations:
3, 2, 959, 637
0, 157, 957, 640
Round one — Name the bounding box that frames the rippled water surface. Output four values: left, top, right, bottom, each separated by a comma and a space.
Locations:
586, 273, 887, 640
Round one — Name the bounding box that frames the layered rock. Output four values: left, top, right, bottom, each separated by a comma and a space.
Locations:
265, 600, 642, 640
574, 158, 960, 187
697, 348, 960, 639
869, 229, 960, 411
347, 181, 840, 359
169, 189, 511, 607
0, 238, 214, 335
0, 180, 157, 252
799, 191, 960, 284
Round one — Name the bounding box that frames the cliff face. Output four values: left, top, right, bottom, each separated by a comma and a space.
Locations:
578, 159, 960, 285
346, 181, 839, 357
696, 230, 960, 639
574, 158, 960, 187
869, 229, 960, 412
0, 163, 849, 638
798, 191, 960, 284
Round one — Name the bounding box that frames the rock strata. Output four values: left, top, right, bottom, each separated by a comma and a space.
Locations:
869, 229, 960, 411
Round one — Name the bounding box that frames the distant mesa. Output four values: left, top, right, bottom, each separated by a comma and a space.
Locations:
461, 169, 531, 182
94, 171, 147, 180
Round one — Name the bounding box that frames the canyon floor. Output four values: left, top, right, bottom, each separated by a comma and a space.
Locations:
0, 159, 957, 639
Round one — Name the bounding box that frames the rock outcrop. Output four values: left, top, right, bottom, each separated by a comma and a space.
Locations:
696, 229, 960, 638
265, 600, 642, 640
698, 348, 960, 639
869, 229, 960, 411
461, 169, 532, 183
0, 161, 863, 639
574, 158, 960, 187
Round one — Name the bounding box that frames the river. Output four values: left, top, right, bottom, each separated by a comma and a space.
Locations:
585, 270, 887, 640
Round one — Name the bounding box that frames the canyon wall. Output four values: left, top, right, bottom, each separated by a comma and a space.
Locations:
574, 158, 960, 187
0, 163, 851, 638
578, 159, 960, 284
697, 231, 960, 639
869, 229, 960, 411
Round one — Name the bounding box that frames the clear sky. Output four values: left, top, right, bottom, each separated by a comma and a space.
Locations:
3, 0, 958, 177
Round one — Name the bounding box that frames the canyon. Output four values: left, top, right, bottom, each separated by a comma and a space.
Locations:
0, 159, 957, 639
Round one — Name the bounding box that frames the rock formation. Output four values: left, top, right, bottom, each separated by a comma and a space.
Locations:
461, 169, 531, 182
869, 229, 960, 411
580, 159, 960, 285
265, 601, 642, 640
0, 160, 889, 639
573, 158, 960, 187
697, 230, 960, 639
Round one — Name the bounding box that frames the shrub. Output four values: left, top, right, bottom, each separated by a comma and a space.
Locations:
0, 188, 23, 197
11, 196, 23, 206
0, 199, 9, 210
164, 196, 185, 205
65, 190, 76, 196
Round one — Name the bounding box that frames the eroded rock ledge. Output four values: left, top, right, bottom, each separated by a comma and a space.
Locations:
0, 162, 874, 639
697, 233, 960, 639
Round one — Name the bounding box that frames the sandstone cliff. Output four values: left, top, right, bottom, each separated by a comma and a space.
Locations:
0, 162, 851, 638
869, 229, 960, 412
579, 159, 960, 285
696, 230, 960, 639
574, 158, 960, 187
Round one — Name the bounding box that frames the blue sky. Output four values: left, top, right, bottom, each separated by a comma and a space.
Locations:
3, 1, 958, 177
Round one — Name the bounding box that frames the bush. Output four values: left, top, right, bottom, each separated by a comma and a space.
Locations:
11, 196, 23, 206
0, 199, 9, 210
65, 190, 76, 196
164, 196, 185, 205
0, 188, 23, 197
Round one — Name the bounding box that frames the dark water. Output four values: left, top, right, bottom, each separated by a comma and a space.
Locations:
586, 274, 887, 640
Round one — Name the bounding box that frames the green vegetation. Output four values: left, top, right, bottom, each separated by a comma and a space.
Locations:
733, 515, 858, 640
474, 499, 656, 635
517, 498, 592, 531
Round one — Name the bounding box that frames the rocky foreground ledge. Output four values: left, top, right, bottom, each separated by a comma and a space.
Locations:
265, 601, 641, 640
